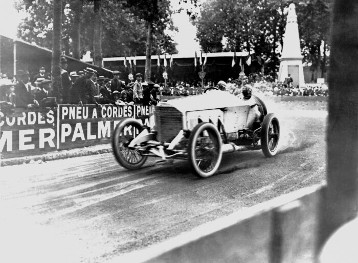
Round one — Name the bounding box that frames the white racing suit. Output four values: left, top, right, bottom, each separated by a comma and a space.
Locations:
241, 96, 262, 129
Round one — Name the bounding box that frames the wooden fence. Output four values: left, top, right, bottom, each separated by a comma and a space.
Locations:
114, 184, 325, 263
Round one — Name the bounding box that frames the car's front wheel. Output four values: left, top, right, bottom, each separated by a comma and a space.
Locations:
261, 113, 280, 157
112, 118, 148, 170
188, 122, 223, 178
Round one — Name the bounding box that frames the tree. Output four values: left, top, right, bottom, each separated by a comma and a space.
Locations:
93, 0, 103, 66
52, 0, 62, 102
195, 0, 288, 75
69, 0, 83, 59
194, 0, 332, 77
15, 0, 178, 61
125, 0, 173, 81
16, 0, 54, 48
296, 0, 332, 80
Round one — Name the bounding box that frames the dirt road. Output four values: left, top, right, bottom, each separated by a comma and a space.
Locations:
0, 100, 327, 263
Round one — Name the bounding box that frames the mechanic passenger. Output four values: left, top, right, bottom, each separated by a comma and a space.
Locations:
241, 85, 262, 128
217, 80, 227, 91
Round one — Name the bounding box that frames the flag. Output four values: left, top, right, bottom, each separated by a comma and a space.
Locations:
194, 51, 197, 67
246, 55, 251, 66
199, 51, 203, 66
128, 57, 132, 68
133, 56, 136, 66
124, 56, 127, 68
157, 54, 160, 66
164, 54, 167, 67
203, 53, 207, 66
170, 54, 173, 68
231, 51, 236, 67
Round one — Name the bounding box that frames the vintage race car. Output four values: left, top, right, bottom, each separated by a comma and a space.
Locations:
112, 90, 280, 178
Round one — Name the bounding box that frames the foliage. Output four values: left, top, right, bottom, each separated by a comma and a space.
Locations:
16, 0, 54, 48
296, 0, 332, 76
194, 0, 288, 74
194, 0, 332, 75
15, 0, 178, 58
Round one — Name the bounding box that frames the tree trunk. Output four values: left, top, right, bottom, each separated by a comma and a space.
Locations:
317, 42, 322, 78
71, 0, 82, 59
145, 21, 152, 81
279, 4, 285, 53
93, 0, 103, 67
321, 41, 327, 78
61, 3, 70, 56
63, 36, 70, 55
52, 0, 62, 102
318, 0, 358, 251
273, 20, 278, 80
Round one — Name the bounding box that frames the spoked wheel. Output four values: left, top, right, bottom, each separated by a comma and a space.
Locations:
112, 118, 148, 170
188, 122, 222, 178
261, 113, 280, 157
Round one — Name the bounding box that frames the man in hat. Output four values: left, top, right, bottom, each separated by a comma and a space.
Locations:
60, 56, 72, 103
97, 76, 111, 104
14, 70, 39, 108
71, 67, 98, 105
70, 69, 88, 104
99, 81, 112, 104
112, 90, 126, 105
32, 66, 50, 84
133, 73, 144, 104
0, 81, 16, 108
142, 81, 151, 105
151, 83, 161, 105
120, 82, 134, 104
110, 70, 124, 94
143, 80, 160, 105
34, 78, 57, 107
70, 71, 80, 85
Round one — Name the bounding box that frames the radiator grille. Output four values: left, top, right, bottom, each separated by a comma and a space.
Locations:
154, 106, 183, 142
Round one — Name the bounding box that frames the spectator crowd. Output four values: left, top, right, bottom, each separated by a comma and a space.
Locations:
0, 57, 161, 109
0, 61, 328, 110
160, 73, 329, 98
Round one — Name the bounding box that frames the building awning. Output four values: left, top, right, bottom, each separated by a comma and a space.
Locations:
0, 34, 113, 78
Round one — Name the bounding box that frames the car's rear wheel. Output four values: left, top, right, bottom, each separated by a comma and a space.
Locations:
188, 122, 222, 178
112, 118, 148, 170
261, 113, 280, 157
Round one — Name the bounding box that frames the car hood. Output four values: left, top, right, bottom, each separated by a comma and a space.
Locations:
158, 90, 245, 113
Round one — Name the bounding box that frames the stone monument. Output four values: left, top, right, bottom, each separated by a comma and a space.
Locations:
278, 3, 305, 87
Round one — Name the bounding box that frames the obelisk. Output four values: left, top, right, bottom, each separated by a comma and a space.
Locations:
278, 3, 305, 87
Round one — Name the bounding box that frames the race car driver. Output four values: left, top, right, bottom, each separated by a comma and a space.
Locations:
241, 85, 262, 128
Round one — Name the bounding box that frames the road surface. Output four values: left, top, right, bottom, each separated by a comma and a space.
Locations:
0, 104, 327, 263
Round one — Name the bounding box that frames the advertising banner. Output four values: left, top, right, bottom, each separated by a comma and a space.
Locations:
0, 104, 151, 158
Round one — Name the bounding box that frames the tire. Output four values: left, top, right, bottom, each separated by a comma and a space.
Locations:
112, 118, 148, 170
261, 113, 280, 157
188, 122, 223, 178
